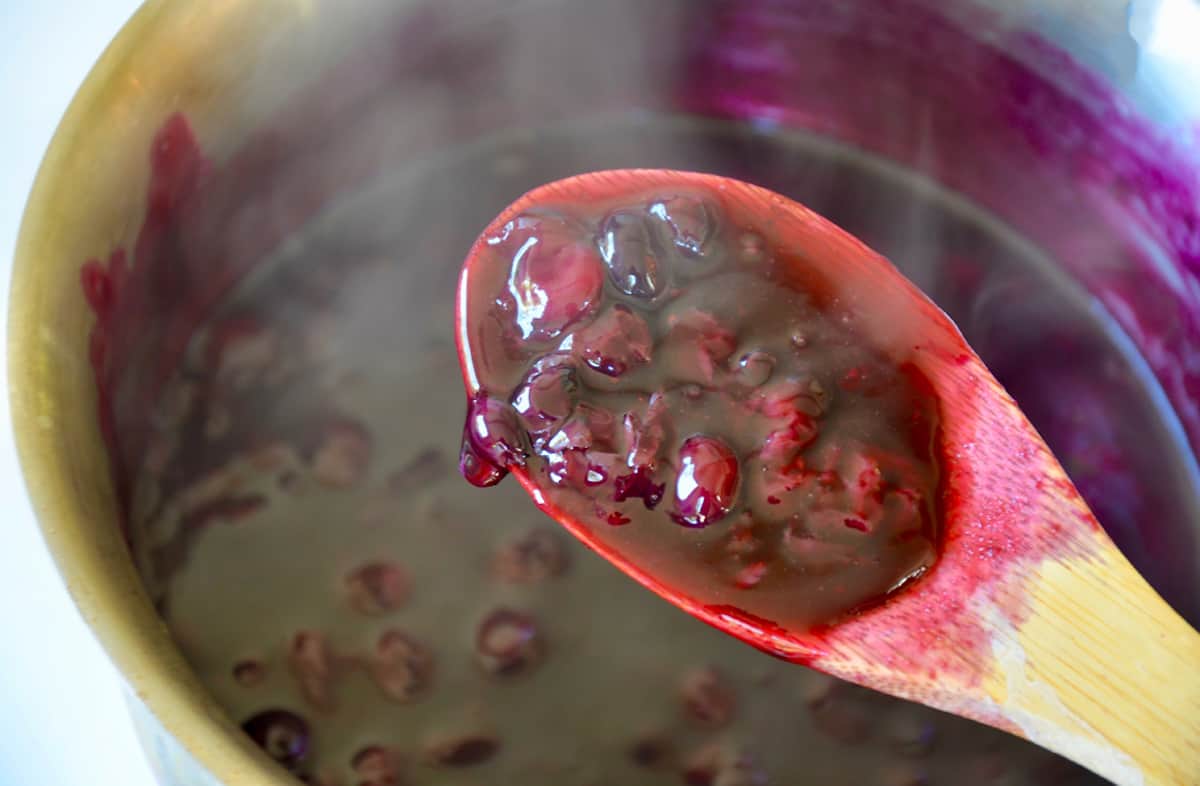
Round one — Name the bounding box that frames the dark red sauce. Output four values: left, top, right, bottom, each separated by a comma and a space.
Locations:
457, 178, 945, 631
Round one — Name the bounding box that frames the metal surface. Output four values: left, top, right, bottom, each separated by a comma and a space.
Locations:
7, 1, 1199, 784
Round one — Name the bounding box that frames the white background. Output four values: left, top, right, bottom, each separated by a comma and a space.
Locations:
1, 3, 155, 785
2, 1, 1198, 785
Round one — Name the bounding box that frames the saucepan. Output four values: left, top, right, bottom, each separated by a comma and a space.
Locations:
11, 0, 1199, 783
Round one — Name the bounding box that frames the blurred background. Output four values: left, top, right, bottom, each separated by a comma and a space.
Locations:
1, 1, 1197, 784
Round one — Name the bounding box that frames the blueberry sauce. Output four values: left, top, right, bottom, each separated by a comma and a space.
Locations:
457, 181, 944, 630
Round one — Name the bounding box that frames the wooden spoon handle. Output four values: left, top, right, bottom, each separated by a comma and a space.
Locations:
991, 535, 1200, 786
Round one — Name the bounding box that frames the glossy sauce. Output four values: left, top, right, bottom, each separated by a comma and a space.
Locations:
458, 182, 945, 631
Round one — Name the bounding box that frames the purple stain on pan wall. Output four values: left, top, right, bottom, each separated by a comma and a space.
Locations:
681, 0, 1200, 445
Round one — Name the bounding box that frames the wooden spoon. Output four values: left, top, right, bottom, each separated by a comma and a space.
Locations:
455, 169, 1200, 786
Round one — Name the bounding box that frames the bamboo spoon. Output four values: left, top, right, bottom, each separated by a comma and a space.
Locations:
455, 170, 1200, 786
